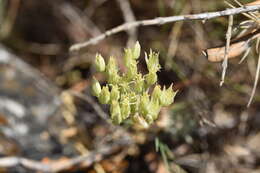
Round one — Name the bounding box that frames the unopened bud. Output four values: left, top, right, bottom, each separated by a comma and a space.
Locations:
145, 72, 157, 86
135, 74, 144, 93
126, 61, 137, 80
139, 92, 150, 116
159, 85, 176, 106
110, 85, 120, 101
91, 77, 101, 97
98, 85, 110, 104
130, 94, 140, 113
121, 97, 130, 120
110, 100, 122, 124
132, 41, 141, 60
150, 98, 161, 120
152, 85, 161, 101
145, 51, 161, 73
95, 54, 106, 72
106, 56, 120, 84
124, 48, 133, 68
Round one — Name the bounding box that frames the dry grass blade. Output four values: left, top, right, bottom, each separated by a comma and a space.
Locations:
256, 37, 260, 53
166, 4, 191, 70
247, 48, 260, 107
220, 15, 233, 86
239, 47, 251, 64
233, 0, 259, 21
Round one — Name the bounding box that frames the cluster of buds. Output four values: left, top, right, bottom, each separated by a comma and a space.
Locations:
91, 42, 177, 127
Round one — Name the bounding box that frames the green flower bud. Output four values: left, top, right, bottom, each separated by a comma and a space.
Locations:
149, 98, 161, 120
130, 93, 140, 114
145, 72, 157, 86
110, 100, 122, 124
132, 41, 141, 60
106, 56, 120, 84
145, 51, 161, 73
121, 97, 130, 120
139, 92, 150, 116
110, 85, 120, 101
109, 73, 120, 84
134, 74, 144, 93
98, 85, 110, 104
159, 85, 176, 106
91, 77, 101, 97
95, 54, 106, 72
126, 61, 138, 80
119, 80, 130, 93
92, 42, 176, 126
124, 48, 133, 68
152, 85, 161, 101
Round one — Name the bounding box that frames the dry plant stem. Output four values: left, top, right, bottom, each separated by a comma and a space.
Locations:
84, 0, 108, 17
59, 3, 101, 38
0, 139, 129, 173
166, 4, 191, 69
220, 15, 233, 86
0, 0, 20, 39
256, 37, 260, 53
239, 47, 251, 64
247, 52, 260, 107
70, 5, 260, 52
233, 0, 259, 20
68, 90, 110, 121
116, 0, 137, 46
205, 29, 260, 62
68, 90, 131, 139
225, 1, 258, 22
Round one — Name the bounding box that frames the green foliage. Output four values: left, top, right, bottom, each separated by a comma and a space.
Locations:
155, 137, 174, 172
91, 42, 177, 126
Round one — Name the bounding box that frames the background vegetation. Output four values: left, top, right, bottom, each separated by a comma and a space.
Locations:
0, 0, 260, 172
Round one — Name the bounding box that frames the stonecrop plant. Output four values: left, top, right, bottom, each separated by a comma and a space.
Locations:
91, 42, 177, 127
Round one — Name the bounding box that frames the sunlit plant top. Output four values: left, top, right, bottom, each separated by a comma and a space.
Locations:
91, 42, 177, 127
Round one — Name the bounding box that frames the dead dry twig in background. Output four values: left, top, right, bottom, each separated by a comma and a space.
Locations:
0, 138, 130, 173
248, 51, 260, 107
204, 28, 260, 62
205, 0, 260, 106
116, 0, 137, 46
220, 15, 233, 86
69, 4, 260, 53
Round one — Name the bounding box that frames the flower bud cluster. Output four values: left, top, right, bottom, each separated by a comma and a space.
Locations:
91, 42, 177, 127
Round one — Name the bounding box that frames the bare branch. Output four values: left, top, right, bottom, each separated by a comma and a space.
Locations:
69, 5, 260, 52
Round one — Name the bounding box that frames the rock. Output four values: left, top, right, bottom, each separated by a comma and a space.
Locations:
0, 45, 61, 158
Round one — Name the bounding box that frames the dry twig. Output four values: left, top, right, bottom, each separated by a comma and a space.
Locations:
116, 0, 137, 46
70, 5, 260, 52
0, 138, 130, 173
220, 15, 233, 86
247, 51, 260, 107
205, 29, 260, 62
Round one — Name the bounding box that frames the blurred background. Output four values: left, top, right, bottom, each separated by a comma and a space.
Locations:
0, 0, 260, 172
